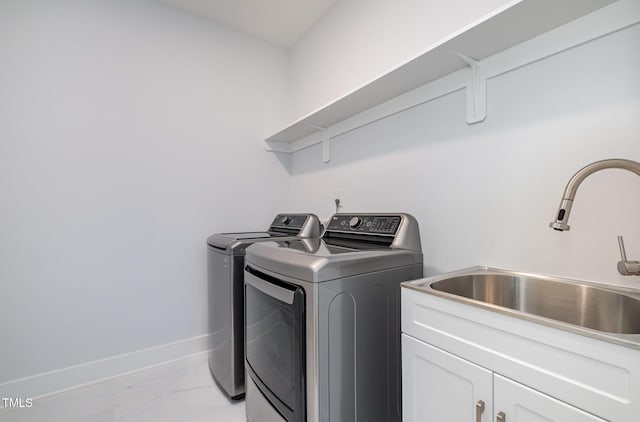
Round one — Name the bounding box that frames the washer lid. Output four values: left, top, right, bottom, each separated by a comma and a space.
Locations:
245, 239, 423, 283
206, 232, 288, 252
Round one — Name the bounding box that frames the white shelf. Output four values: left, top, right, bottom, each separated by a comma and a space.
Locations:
264, 0, 620, 159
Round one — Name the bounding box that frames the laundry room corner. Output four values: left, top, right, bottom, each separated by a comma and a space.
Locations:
0, 0, 293, 398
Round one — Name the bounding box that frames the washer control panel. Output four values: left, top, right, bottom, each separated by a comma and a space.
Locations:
327, 215, 401, 235
270, 214, 310, 230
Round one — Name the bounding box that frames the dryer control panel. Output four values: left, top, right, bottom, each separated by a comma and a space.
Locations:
327, 215, 401, 235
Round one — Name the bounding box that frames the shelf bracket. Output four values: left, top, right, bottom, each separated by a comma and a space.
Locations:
311, 126, 330, 163
456, 52, 487, 124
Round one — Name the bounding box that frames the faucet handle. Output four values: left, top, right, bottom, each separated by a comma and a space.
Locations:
618, 236, 628, 261
617, 236, 640, 276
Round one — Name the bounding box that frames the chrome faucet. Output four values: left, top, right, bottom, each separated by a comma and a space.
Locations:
549, 158, 640, 276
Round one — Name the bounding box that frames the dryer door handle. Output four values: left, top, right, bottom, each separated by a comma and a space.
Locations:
245, 270, 295, 305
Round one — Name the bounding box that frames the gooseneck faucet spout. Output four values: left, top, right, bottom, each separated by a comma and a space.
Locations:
549, 159, 640, 231
549, 158, 640, 276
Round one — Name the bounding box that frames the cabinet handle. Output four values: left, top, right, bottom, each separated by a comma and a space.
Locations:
497, 411, 506, 422
475, 400, 485, 422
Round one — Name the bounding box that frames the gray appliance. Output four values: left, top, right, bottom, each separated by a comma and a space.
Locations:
243, 213, 423, 422
207, 213, 321, 400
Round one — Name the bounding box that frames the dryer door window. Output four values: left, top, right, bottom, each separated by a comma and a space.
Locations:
244, 266, 306, 422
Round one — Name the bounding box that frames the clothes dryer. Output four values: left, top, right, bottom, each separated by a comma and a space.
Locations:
244, 213, 423, 421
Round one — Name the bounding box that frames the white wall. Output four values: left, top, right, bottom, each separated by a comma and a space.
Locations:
289, 0, 513, 117
286, 19, 640, 288
0, 0, 291, 388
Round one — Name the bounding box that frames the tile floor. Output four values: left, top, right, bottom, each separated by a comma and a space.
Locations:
0, 353, 246, 422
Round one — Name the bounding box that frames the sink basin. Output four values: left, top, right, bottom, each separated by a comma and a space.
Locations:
421, 270, 640, 334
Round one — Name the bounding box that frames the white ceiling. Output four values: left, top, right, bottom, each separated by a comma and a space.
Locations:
159, 0, 338, 47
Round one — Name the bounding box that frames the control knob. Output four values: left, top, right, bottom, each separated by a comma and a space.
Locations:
280, 216, 291, 225
349, 216, 362, 229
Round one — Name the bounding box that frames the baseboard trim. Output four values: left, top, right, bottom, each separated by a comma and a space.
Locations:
0, 334, 213, 401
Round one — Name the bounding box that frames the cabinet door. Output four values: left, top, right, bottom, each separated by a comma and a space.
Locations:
402, 334, 493, 421
493, 374, 606, 422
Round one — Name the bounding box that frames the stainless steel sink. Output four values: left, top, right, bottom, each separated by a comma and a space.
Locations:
406, 267, 640, 335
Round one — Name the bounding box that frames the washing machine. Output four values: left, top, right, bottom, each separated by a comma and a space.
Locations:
207, 213, 322, 400
243, 213, 423, 422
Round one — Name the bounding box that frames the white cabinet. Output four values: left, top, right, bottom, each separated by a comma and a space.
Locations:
401, 287, 640, 421
403, 334, 607, 422
402, 334, 604, 422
